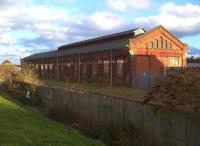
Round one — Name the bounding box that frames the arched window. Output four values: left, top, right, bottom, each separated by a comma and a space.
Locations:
160, 36, 163, 48
148, 42, 151, 48
169, 43, 172, 49
165, 40, 168, 49
151, 41, 154, 48
155, 39, 158, 48
146, 43, 148, 49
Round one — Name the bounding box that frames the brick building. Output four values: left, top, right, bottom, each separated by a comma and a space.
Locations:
23, 25, 188, 88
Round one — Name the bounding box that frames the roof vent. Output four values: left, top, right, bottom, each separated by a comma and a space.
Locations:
134, 28, 145, 36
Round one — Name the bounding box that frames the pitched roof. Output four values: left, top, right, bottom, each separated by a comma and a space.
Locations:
23, 28, 146, 61
58, 28, 142, 51
2, 59, 12, 65
23, 50, 58, 60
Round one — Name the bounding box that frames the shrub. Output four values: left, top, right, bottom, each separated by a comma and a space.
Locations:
102, 118, 145, 146
15, 63, 41, 84
144, 68, 200, 113
79, 116, 146, 146
0, 63, 15, 81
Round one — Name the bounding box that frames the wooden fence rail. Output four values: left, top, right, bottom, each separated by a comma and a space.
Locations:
10, 81, 200, 146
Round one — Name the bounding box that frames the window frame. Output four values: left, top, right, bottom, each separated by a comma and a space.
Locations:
116, 59, 124, 77
103, 60, 109, 77
170, 57, 179, 66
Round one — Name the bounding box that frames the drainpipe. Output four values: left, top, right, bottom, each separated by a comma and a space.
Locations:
130, 54, 134, 87
148, 55, 151, 88
147, 47, 151, 88
129, 42, 134, 87
110, 49, 113, 86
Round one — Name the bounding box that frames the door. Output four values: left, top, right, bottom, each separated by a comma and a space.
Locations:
135, 55, 150, 88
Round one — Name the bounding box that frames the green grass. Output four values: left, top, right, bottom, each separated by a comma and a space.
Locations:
42, 80, 146, 101
0, 92, 105, 146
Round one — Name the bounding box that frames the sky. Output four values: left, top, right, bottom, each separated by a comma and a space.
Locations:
0, 0, 200, 64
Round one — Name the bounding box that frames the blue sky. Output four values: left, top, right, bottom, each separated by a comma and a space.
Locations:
0, 0, 199, 64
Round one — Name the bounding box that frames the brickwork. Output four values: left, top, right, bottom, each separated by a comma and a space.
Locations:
23, 26, 188, 88
129, 26, 188, 87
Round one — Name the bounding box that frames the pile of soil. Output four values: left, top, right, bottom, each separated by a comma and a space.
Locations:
144, 68, 200, 113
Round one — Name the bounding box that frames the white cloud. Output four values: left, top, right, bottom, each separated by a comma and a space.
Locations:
134, 3, 200, 37
1, 0, 199, 64
19, 47, 26, 53
32, 22, 70, 41
0, 46, 29, 63
0, 33, 12, 45
0, 0, 127, 64
88, 12, 123, 31
0, 4, 73, 44
107, 0, 151, 11
24, 6, 71, 23
0, 3, 75, 63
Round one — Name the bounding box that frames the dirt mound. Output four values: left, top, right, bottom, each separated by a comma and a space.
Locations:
144, 68, 200, 112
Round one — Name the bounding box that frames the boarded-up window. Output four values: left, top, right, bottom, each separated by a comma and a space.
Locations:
87, 63, 92, 76
49, 64, 52, 70
41, 64, 44, 76
41, 64, 44, 70
66, 63, 71, 75
67, 63, 70, 67
45, 64, 48, 70
117, 60, 124, 77
104, 60, 109, 76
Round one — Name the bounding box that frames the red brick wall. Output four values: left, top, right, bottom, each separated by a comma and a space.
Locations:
24, 26, 188, 88
130, 26, 188, 87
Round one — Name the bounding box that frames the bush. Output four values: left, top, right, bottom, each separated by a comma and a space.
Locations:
79, 116, 146, 146
102, 118, 145, 146
0, 64, 15, 81
15, 63, 41, 84
144, 68, 200, 112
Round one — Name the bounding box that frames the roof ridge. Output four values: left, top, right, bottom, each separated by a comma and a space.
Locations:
58, 28, 145, 51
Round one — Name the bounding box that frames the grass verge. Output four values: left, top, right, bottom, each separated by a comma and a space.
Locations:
0, 92, 105, 146
42, 80, 146, 101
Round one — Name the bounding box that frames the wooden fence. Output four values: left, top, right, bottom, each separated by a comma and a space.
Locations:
10, 81, 200, 146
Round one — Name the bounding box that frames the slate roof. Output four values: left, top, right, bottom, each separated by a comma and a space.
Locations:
23, 50, 58, 60
23, 28, 145, 61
